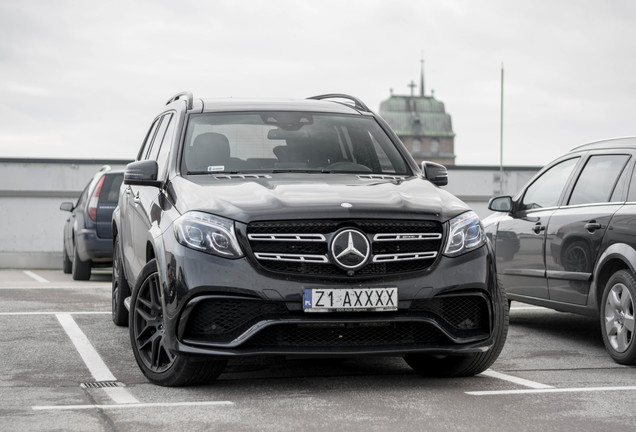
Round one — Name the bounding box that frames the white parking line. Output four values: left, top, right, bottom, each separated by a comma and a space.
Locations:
0, 285, 109, 290
467, 386, 636, 396
481, 369, 554, 389
0, 311, 109, 315
23, 270, 49, 283
55, 313, 139, 404
32, 401, 234, 411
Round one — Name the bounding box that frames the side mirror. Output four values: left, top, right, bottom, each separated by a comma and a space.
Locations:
59, 202, 74, 212
421, 161, 448, 187
488, 196, 513, 212
124, 160, 161, 187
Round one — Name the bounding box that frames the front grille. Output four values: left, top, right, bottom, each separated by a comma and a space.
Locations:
246, 220, 443, 277
243, 322, 446, 348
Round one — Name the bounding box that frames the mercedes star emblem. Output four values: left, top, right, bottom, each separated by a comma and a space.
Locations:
330, 229, 370, 270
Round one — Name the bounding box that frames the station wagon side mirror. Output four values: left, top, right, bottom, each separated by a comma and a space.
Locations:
59, 202, 74, 212
488, 196, 513, 212
124, 160, 161, 187
421, 161, 448, 187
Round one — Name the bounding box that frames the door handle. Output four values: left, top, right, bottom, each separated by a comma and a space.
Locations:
585, 221, 602, 232
532, 223, 545, 234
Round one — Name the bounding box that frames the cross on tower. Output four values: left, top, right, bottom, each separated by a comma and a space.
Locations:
407, 81, 416, 97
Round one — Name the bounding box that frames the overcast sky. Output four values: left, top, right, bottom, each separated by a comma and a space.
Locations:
1, 0, 635, 166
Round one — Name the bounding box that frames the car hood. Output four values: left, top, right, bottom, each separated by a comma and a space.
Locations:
168, 174, 471, 224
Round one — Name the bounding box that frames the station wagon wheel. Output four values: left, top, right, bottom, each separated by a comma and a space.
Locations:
129, 259, 227, 386
600, 270, 636, 364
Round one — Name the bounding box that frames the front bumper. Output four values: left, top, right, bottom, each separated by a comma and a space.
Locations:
158, 236, 498, 358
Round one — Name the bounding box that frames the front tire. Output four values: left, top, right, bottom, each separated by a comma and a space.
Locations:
72, 245, 91, 280
112, 236, 130, 326
62, 244, 72, 274
600, 270, 636, 364
129, 259, 227, 386
404, 278, 509, 377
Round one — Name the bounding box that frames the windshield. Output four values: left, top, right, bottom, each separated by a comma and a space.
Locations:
181, 112, 410, 175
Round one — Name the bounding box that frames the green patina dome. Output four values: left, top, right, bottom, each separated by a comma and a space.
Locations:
378, 94, 455, 138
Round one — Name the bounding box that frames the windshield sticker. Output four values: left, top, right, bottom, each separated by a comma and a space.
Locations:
207, 166, 225, 172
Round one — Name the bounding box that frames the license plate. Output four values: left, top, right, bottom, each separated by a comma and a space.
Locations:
303, 287, 398, 312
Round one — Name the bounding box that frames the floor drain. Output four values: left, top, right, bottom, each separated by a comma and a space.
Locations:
80, 381, 124, 389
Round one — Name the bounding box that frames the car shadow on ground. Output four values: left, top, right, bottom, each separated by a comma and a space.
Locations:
509, 308, 604, 348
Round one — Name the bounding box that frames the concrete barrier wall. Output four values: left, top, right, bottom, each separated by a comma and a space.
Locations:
0, 159, 131, 269
0, 158, 538, 269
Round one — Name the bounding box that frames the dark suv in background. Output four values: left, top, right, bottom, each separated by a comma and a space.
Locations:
60, 166, 124, 280
485, 137, 636, 364
112, 92, 508, 386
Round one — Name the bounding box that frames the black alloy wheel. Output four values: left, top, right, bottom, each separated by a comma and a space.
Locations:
129, 259, 227, 386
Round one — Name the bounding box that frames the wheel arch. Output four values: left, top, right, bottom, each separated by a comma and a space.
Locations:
592, 243, 636, 311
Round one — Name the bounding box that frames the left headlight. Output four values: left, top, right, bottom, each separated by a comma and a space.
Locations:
443, 211, 486, 257
173, 211, 244, 258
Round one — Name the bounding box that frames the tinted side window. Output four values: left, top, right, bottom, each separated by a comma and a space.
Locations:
76, 184, 90, 208
137, 118, 161, 161
610, 161, 631, 202
99, 173, 124, 204
156, 114, 175, 178
520, 158, 579, 211
147, 114, 171, 161
568, 155, 630, 206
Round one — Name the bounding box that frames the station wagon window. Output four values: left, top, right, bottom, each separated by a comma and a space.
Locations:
625, 162, 636, 202
520, 157, 579, 211
568, 155, 630, 206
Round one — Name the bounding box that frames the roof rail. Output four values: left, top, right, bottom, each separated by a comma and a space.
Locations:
308, 94, 371, 112
166, 91, 193, 109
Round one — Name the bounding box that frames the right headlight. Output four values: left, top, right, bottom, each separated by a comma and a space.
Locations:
173, 211, 243, 258
443, 211, 486, 257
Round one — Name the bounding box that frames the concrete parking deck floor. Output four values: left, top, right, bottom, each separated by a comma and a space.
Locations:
1, 269, 636, 431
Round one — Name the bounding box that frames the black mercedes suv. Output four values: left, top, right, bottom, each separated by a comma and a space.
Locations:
112, 92, 508, 386
485, 137, 636, 365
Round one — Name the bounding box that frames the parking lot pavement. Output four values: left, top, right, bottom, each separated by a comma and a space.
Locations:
2, 269, 636, 431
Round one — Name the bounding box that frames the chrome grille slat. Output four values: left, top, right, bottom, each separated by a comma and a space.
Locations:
248, 233, 327, 242
254, 252, 329, 263
373, 251, 438, 263
373, 233, 442, 241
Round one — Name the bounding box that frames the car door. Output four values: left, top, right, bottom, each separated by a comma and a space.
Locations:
496, 157, 581, 300
121, 117, 162, 280
129, 113, 174, 276
545, 153, 631, 305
